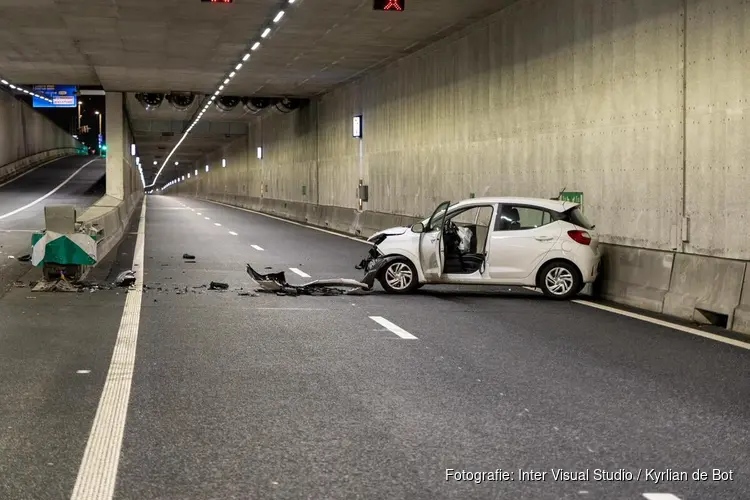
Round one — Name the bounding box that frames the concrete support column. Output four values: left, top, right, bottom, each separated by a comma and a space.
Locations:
105, 92, 125, 201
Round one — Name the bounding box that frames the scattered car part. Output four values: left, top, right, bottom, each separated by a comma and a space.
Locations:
246, 264, 369, 296
209, 281, 229, 290
182, 253, 195, 259
17, 254, 31, 262
115, 270, 136, 287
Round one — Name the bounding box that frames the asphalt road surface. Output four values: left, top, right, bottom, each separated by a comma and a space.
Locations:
0, 193, 748, 500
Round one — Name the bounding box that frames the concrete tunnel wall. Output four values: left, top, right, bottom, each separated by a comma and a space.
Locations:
176, 0, 750, 335
0, 88, 80, 183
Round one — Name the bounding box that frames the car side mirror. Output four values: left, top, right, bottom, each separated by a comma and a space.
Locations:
411, 222, 424, 233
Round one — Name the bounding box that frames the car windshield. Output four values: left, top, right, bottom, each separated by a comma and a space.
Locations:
566, 206, 594, 230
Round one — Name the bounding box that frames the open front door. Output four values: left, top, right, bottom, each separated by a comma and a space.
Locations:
419, 200, 450, 282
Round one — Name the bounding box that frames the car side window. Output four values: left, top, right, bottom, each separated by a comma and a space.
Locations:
495, 205, 553, 231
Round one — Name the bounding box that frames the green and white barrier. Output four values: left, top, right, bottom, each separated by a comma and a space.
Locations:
31, 231, 97, 267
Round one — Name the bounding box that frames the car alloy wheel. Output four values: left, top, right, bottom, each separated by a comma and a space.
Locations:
544, 266, 574, 296
384, 262, 413, 291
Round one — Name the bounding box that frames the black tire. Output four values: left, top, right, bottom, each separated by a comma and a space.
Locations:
379, 258, 420, 294
539, 261, 582, 300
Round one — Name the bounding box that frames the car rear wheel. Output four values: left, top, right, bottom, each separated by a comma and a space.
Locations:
379, 259, 419, 294
539, 261, 581, 300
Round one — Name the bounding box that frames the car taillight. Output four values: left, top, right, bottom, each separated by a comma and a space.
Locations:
567, 230, 591, 245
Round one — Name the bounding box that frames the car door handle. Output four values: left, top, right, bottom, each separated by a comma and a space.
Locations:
535, 236, 554, 241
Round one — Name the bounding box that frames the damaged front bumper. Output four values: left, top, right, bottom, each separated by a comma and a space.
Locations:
356, 246, 399, 290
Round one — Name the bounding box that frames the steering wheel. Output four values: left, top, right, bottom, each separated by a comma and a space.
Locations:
444, 220, 458, 235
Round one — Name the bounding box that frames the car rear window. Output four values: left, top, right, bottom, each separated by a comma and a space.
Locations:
565, 207, 594, 230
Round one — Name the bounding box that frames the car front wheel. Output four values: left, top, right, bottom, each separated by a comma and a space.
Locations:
379, 259, 420, 294
539, 261, 582, 300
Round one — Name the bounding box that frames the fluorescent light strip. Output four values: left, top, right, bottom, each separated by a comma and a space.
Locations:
146, 0, 298, 188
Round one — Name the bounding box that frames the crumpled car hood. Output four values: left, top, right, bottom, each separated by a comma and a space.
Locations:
368, 226, 409, 241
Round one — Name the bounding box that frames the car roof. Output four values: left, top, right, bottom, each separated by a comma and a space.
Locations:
449, 196, 577, 212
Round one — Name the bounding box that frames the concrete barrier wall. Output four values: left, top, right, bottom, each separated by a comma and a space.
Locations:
0, 89, 80, 173
0, 148, 79, 185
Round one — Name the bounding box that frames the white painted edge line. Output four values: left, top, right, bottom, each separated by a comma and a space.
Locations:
643, 494, 682, 500
76, 370, 91, 374
229, 231, 238, 236
289, 267, 310, 278
251, 244, 264, 251
0, 158, 98, 220
200, 199, 370, 244
0, 155, 73, 189
214, 222, 222, 226
70, 197, 147, 500
522, 287, 750, 351
369, 316, 418, 339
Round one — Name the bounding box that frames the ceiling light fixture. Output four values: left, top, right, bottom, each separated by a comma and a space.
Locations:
147, 0, 297, 188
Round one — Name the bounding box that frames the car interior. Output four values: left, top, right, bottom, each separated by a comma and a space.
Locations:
441, 206, 494, 274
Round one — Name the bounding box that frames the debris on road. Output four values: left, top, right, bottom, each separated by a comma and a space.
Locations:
209, 281, 229, 290
182, 253, 196, 259
238, 291, 259, 297
13, 281, 25, 288
17, 254, 31, 262
246, 264, 369, 297
115, 270, 136, 287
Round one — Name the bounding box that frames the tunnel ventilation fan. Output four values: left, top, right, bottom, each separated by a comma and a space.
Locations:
273, 97, 306, 114
166, 92, 196, 111
216, 96, 241, 113
241, 97, 273, 114
135, 93, 165, 111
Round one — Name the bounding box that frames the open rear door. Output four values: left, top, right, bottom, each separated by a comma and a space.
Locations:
419, 200, 450, 282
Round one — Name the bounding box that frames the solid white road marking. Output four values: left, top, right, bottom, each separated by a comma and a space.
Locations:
0, 156, 69, 188
229, 231, 238, 236
70, 198, 147, 500
214, 222, 221, 226
251, 244, 264, 251
289, 267, 310, 278
523, 287, 750, 351
369, 316, 418, 339
76, 370, 91, 374
643, 494, 682, 500
0, 158, 98, 220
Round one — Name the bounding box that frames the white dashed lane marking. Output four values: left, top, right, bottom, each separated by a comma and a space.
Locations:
229, 231, 238, 236
289, 267, 309, 278
214, 223, 222, 226
643, 494, 682, 500
251, 245, 264, 251
369, 316, 418, 340
204, 217, 210, 220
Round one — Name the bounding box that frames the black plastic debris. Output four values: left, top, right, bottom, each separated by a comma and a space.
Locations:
184, 260, 196, 264
182, 253, 196, 259
114, 270, 136, 287
209, 281, 229, 290
17, 254, 31, 262
238, 291, 259, 297
246, 264, 369, 296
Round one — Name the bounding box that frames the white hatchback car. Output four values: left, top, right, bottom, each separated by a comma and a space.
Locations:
357, 197, 601, 299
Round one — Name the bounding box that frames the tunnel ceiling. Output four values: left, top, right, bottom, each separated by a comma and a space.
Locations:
0, 0, 513, 95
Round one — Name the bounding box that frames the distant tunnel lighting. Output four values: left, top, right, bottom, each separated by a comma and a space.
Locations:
273, 10, 285, 22
235, 63, 243, 71
131, 144, 136, 156
210, 95, 216, 101
175, 161, 179, 165
214, 90, 220, 96
288, 0, 296, 3
195, 169, 198, 175
223, 78, 230, 85
9, 84, 16, 89
229, 71, 236, 78
257, 147, 263, 159
261, 28, 271, 38
153, 160, 157, 165
136, 157, 140, 165
242, 53, 250, 61
222, 158, 227, 167
0, 80, 7, 85
219, 85, 224, 91
251, 42, 261, 50
182, 175, 185, 180
205, 164, 209, 172
188, 173, 191, 178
